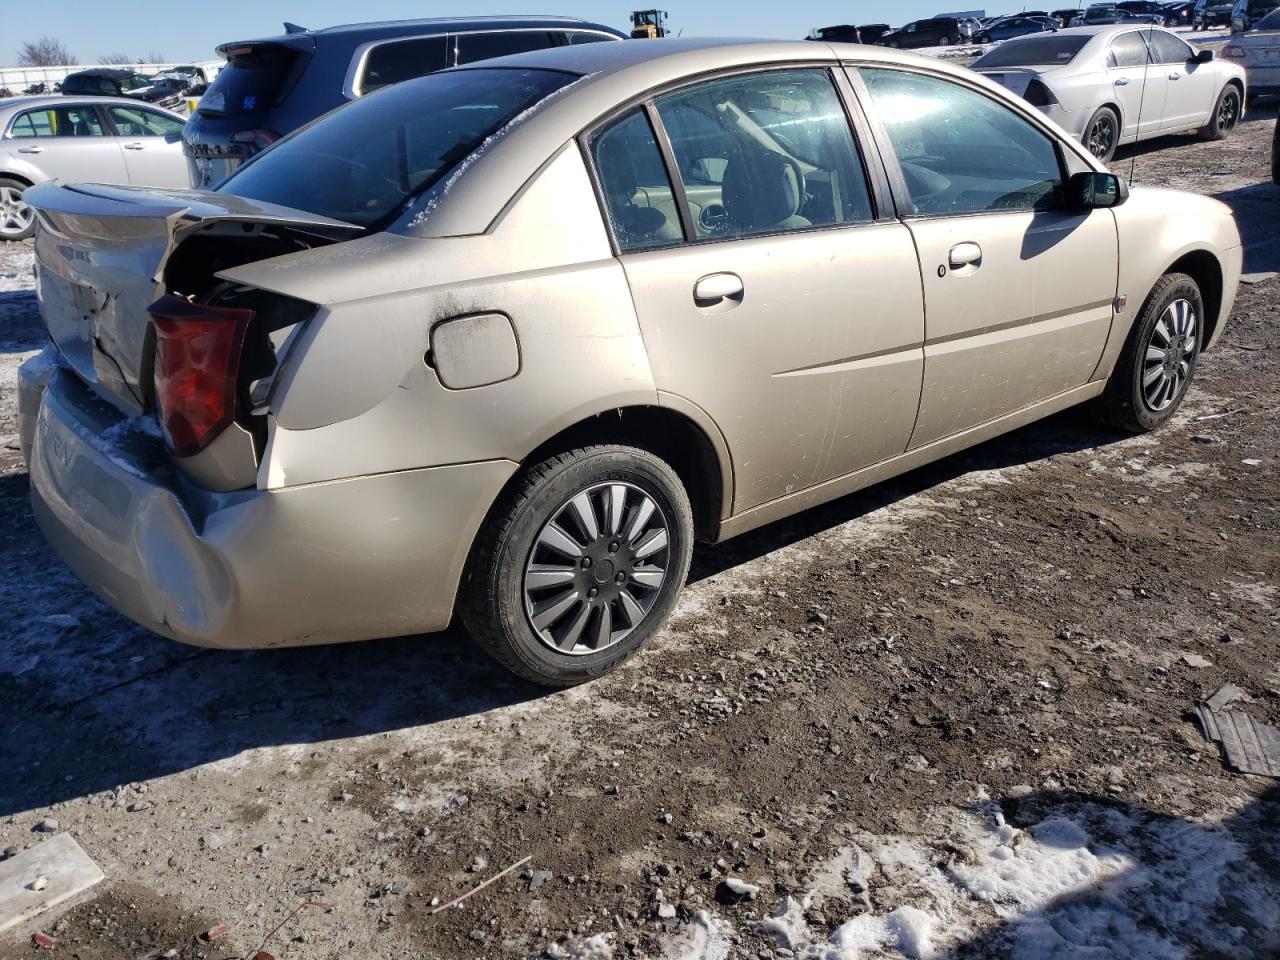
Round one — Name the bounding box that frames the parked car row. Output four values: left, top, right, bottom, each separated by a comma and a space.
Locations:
15, 38, 1243, 685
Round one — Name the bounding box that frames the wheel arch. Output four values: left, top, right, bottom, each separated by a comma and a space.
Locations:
1164, 249, 1225, 349
516, 404, 731, 543
0, 171, 35, 187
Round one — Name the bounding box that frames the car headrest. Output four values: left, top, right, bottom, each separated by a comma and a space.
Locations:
722, 148, 804, 230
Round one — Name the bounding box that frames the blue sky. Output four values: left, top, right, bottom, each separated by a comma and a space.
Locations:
9, 2, 1037, 63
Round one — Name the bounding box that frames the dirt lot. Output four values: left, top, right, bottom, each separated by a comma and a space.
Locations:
1, 107, 1277, 959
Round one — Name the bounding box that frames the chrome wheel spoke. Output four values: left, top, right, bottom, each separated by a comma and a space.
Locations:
606, 484, 628, 535
526, 563, 577, 590
593, 602, 614, 650
1142, 365, 1164, 388
557, 601, 593, 651
630, 567, 665, 590
532, 589, 581, 631
617, 589, 646, 627
625, 498, 656, 544
538, 522, 584, 559
569, 491, 599, 541
633, 528, 668, 560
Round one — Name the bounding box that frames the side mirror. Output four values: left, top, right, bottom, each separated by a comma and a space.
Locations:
1194, 48, 1214, 63
1069, 171, 1129, 210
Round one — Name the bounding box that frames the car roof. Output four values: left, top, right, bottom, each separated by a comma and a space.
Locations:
0, 94, 186, 118
64, 68, 143, 79
217, 15, 624, 54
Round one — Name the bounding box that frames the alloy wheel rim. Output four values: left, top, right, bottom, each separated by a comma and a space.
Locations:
1088, 116, 1115, 158
1218, 92, 1238, 131
0, 186, 33, 237
1142, 298, 1198, 412
523, 481, 671, 656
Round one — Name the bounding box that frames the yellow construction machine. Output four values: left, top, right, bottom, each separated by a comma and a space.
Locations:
630, 10, 671, 38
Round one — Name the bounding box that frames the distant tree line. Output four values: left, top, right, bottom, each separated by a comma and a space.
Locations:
16, 36, 167, 67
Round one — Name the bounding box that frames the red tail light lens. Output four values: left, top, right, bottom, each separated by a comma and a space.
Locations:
230, 129, 279, 153
149, 294, 253, 457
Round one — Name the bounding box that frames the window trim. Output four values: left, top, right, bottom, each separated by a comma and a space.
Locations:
3, 102, 110, 139
846, 63, 1075, 223
343, 27, 619, 98
578, 61, 886, 257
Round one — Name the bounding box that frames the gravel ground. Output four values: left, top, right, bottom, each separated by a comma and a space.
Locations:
0, 105, 1277, 960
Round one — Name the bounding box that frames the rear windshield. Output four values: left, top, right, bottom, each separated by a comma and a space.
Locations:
219, 67, 574, 228
198, 43, 306, 117
973, 35, 1092, 66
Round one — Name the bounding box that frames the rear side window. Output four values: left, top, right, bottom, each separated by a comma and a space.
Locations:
563, 31, 614, 45
61, 75, 112, 95
1108, 32, 1153, 67
359, 36, 450, 93
455, 31, 557, 65
655, 69, 873, 240
198, 44, 306, 117
10, 106, 105, 138
220, 67, 574, 228
591, 109, 682, 252
861, 67, 1064, 216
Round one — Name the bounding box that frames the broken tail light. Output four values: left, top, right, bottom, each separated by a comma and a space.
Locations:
149, 294, 253, 457
1023, 78, 1059, 108
230, 129, 280, 154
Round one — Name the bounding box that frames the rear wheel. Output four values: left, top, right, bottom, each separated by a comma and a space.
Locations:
0, 177, 35, 242
1083, 106, 1120, 163
1096, 273, 1203, 433
459, 446, 693, 687
1201, 86, 1241, 140
939, 34, 955, 45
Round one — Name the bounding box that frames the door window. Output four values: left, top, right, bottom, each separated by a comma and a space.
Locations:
590, 109, 682, 252
455, 31, 556, 65
9, 106, 106, 138
861, 68, 1064, 216
1146, 30, 1194, 63
359, 36, 450, 93
654, 69, 873, 240
1108, 32, 1153, 67
562, 31, 614, 44
106, 105, 184, 137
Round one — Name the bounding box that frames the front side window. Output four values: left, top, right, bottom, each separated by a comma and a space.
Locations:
654, 69, 873, 240
861, 68, 1064, 216
590, 109, 682, 252
106, 106, 184, 137
455, 31, 556, 66
10, 106, 105, 138
1108, 32, 1154, 67
1147, 30, 1194, 62
359, 36, 450, 93
563, 31, 614, 45
221, 67, 574, 228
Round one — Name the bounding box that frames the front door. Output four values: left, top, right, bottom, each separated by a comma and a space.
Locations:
1146, 30, 1217, 131
5, 103, 128, 184
103, 105, 189, 187
588, 68, 925, 512
856, 66, 1118, 447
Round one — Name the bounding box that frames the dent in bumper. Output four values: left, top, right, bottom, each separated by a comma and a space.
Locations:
28, 370, 516, 648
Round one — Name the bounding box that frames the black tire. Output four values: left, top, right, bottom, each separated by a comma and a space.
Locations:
459, 445, 693, 687
0, 176, 36, 242
1201, 85, 1241, 141
1095, 273, 1204, 434
1271, 117, 1280, 186
939, 35, 955, 46
1082, 106, 1121, 163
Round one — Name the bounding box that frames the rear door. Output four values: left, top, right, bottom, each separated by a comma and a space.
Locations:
1106, 30, 1167, 141
853, 65, 1118, 447
589, 68, 925, 512
4, 104, 128, 184
103, 105, 189, 187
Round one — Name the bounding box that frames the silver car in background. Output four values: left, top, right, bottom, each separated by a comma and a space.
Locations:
0, 95, 188, 240
972, 25, 1247, 161
1222, 8, 1280, 96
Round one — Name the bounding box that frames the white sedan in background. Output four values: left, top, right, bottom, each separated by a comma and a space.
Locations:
1222, 8, 1280, 98
0, 95, 188, 241
972, 25, 1247, 160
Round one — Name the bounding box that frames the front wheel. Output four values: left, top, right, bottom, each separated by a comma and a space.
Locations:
939, 35, 955, 46
0, 177, 35, 242
1095, 273, 1203, 433
1201, 86, 1241, 140
459, 446, 694, 687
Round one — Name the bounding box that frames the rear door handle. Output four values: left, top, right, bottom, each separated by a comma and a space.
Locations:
1168, 73, 1181, 80
124, 142, 146, 150
949, 242, 983, 269
1115, 77, 1130, 86
17, 146, 43, 154
693, 272, 744, 306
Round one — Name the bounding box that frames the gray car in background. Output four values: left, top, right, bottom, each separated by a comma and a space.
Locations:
182, 16, 625, 188
0, 95, 187, 240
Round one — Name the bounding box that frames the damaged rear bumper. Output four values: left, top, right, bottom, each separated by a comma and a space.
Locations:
23, 361, 515, 649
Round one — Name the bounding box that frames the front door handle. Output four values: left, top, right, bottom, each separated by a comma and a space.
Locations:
123, 142, 146, 150
17, 146, 43, 154
948, 242, 983, 270
693, 272, 744, 306
1115, 77, 1130, 86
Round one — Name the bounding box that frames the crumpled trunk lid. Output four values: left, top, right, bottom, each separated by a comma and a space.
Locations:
26, 181, 359, 415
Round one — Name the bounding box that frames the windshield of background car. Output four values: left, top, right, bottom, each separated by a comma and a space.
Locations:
218, 67, 575, 228
120, 75, 149, 92
1254, 8, 1280, 25
973, 35, 1092, 66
